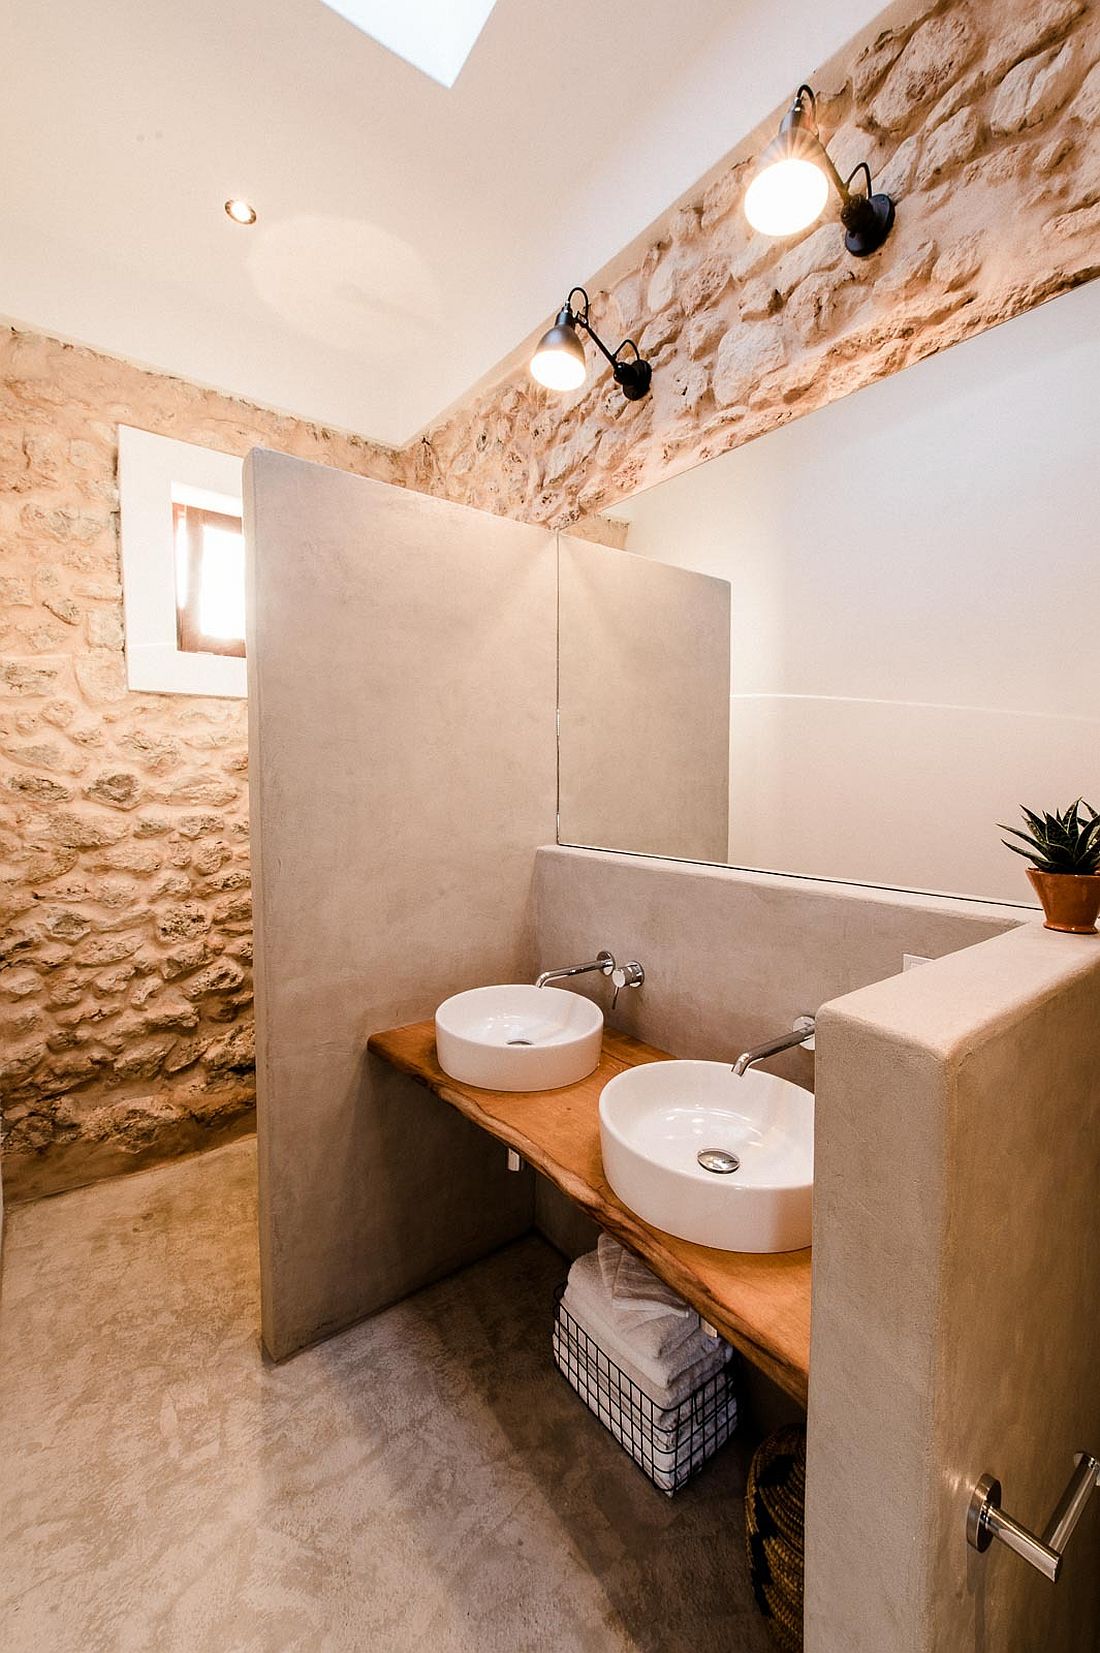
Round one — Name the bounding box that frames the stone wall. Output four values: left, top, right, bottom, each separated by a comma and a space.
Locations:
0, 328, 398, 1199
408, 0, 1100, 528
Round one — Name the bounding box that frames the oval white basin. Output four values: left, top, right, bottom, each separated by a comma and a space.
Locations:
599, 1059, 813, 1252
435, 984, 603, 1092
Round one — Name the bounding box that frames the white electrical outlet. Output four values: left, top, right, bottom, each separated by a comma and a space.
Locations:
903, 953, 933, 971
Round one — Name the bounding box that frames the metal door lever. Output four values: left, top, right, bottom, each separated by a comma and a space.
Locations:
967, 1452, 1100, 1582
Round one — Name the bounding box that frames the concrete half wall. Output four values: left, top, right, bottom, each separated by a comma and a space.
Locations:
245, 453, 556, 1359
808, 923, 1100, 1651
531, 845, 1022, 1085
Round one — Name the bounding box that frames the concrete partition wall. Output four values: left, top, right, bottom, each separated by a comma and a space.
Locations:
245, 452, 556, 1359
807, 924, 1100, 1651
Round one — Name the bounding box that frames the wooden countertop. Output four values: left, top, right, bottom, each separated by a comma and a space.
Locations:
367, 1021, 811, 1405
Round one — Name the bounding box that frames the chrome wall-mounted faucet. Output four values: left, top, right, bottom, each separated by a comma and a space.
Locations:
733, 1015, 816, 1077
535, 951, 645, 1009
535, 952, 615, 989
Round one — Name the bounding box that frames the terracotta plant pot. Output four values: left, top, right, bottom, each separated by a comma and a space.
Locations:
1026, 867, 1100, 934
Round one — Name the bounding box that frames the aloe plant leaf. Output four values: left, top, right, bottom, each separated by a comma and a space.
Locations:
1000, 825, 1045, 852
1001, 838, 1051, 866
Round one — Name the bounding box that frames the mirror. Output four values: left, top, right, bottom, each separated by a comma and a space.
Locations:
557, 278, 1100, 906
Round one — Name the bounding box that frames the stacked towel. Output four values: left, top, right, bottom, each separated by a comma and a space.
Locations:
596, 1231, 695, 1318
562, 1250, 727, 1409
553, 1237, 737, 1494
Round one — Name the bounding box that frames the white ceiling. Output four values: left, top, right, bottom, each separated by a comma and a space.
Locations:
2, 0, 878, 446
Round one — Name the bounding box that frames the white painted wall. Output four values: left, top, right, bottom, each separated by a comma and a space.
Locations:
616, 280, 1100, 904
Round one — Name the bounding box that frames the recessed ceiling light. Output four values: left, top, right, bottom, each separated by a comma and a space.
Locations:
224, 199, 257, 226
320, 0, 498, 89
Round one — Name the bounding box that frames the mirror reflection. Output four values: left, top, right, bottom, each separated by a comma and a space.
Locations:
557, 278, 1100, 905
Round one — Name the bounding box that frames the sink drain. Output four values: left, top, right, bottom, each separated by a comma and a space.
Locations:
697, 1149, 740, 1175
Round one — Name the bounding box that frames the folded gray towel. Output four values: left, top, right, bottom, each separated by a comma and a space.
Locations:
565, 1251, 714, 1372
597, 1233, 695, 1321
561, 1278, 730, 1409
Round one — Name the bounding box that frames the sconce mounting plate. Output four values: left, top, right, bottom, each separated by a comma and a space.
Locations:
613, 358, 653, 401
843, 192, 895, 258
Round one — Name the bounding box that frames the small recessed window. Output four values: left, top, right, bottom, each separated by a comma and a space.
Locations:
172, 496, 246, 658
119, 427, 247, 698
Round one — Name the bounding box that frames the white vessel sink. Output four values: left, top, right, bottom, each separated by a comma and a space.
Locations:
599, 1059, 813, 1252
435, 984, 603, 1092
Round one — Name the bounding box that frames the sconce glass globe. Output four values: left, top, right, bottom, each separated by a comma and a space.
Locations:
744, 153, 830, 237
530, 317, 587, 391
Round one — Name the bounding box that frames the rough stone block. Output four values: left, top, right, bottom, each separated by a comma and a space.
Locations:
49, 811, 127, 850
712, 323, 786, 407
73, 650, 128, 705
83, 770, 142, 809
870, 8, 980, 131
9, 772, 73, 802
990, 39, 1084, 134
155, 902, 211, 942
984, 0, 1085, 81
916, 105, 983, 184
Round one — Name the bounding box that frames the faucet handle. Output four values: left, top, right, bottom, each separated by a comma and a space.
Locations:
610, 960, 645, 1010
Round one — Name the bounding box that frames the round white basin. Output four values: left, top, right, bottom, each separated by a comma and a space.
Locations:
599, 1059, 813, 1252
435, 984, 603, 1092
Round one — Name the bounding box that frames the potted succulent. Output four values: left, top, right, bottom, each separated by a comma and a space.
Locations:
1000, 799, 1100, 933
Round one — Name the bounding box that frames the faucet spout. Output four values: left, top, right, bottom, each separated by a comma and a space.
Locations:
535, 951, 615, 989
733, 1015, 816, 1077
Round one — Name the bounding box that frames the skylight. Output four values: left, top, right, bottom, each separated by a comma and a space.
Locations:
320, 0, 498, 88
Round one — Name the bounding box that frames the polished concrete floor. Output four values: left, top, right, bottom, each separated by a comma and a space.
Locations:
0, 1139, 771, 1652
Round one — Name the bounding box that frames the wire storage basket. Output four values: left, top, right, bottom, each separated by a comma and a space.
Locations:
552, 1288, 738, 1496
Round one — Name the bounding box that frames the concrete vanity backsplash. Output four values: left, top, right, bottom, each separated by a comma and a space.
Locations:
530, 845, 1026, 1082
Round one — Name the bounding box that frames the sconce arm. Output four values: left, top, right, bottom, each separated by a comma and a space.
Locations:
558, 287, 653, 400
566, 286, 591, 324
573, 310, 620, 370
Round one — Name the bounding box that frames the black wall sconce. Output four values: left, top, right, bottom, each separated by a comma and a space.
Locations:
744, 84, 895, 257
529, 287, 652, 400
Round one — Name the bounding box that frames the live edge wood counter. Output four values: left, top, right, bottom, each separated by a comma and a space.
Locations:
367, 1021, 811, 1405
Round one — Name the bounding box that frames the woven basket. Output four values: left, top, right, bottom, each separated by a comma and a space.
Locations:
745, 1425, 806, 1652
